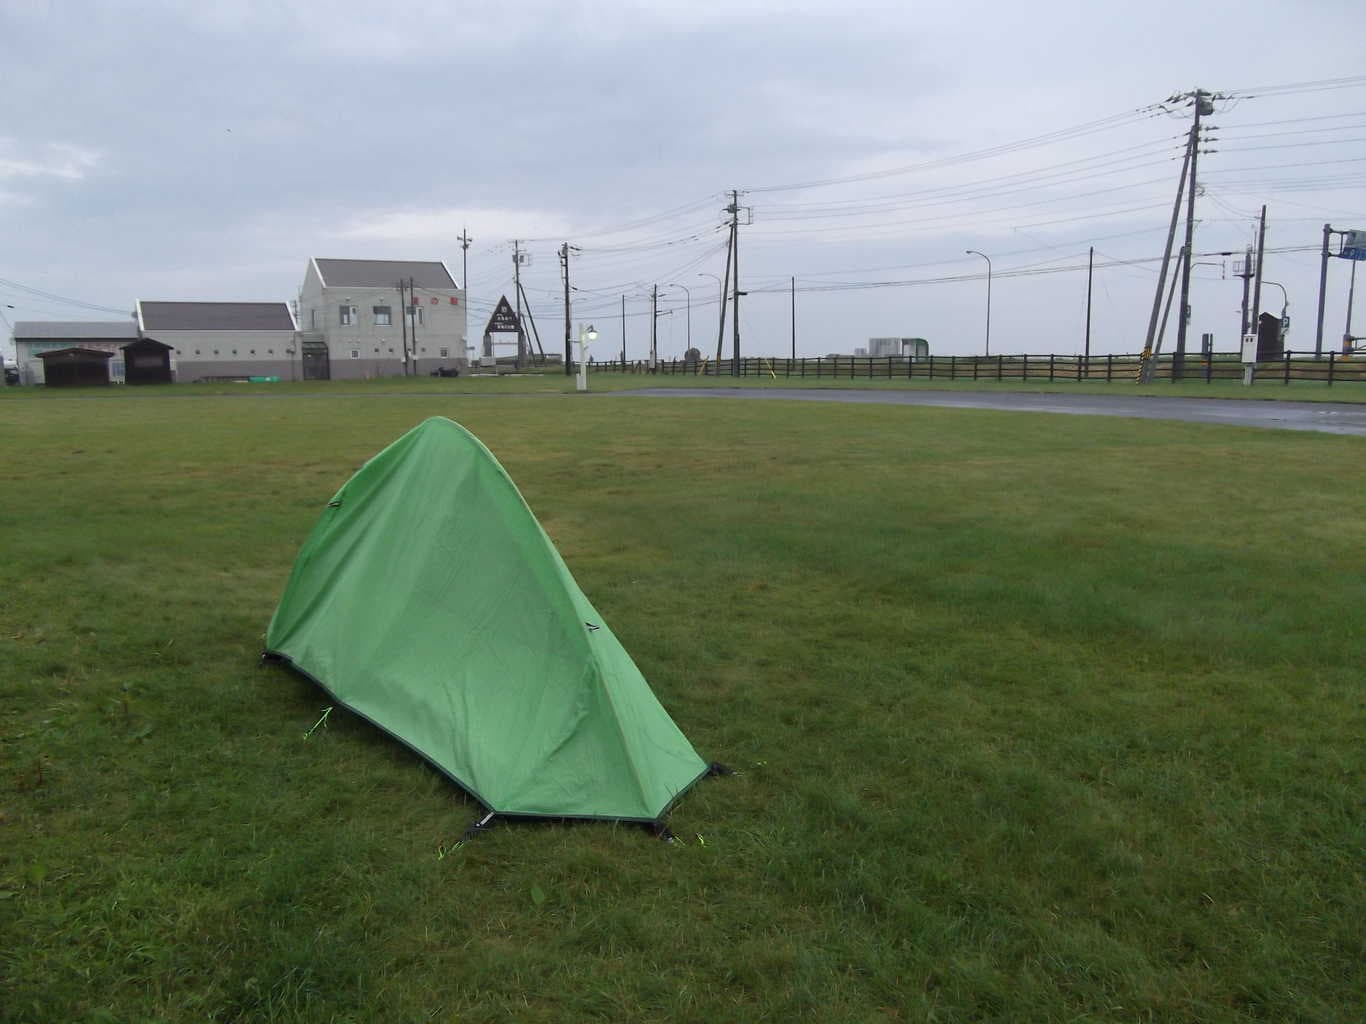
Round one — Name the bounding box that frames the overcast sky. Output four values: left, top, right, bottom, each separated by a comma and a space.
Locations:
4, 0, 1365, 362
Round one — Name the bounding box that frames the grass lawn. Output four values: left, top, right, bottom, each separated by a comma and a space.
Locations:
1, 389, 1362, 1023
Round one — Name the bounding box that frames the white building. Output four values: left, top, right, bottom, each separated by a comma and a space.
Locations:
296, 258, 468, 379
137, 301, 298, 382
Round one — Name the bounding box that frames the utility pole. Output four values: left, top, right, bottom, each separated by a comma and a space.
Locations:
716, 226, 733, 366
458, 228, 472, 289
513, 240, 525, 368
620, 294, 626, 369
732, 188, 743, 374
560, 243, 573, 376
1250, 205, 1267, 349
1084, 247, 1093, 362
1156, 247, 1187, 361
398, 279, 409, 376
1346, 259, 1358, 354
1174, 89, 1214, 381
1140, 123, 1194, 383
1239, 244, 1253, 340
791, 276, 796, 360
1315, 224, 1334, 356
408, 276, 419, 373
650, 284, 658, 371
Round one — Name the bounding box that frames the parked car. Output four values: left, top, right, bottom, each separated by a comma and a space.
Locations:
3, 357, 18, 385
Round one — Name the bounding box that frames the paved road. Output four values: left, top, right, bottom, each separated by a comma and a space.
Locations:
619, 387, 1366, 437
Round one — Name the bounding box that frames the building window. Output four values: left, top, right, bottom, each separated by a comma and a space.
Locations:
387, 346, 394, 353
406, 305, 423, 327
195, 349, 201, 356
231, 349, 237, 356
351, 349, 359, 359
267, 349, 273, 355
250, 349, 256, 355
439, 347, 449, 357
213, 350, 219, 356
340, 305, 356, 326
373, 305, 392, 326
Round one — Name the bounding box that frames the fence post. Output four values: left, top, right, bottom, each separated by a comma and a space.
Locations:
929, 355, 935, 379
1205, 350, 1212, 383
950, 355, 957, 380
973, 357, 979, 381
1022, 354, 1029, 381
1107, 353, 1113, 382
1328, 350, 1335, 387
1049, 354, 1055, 381
852, 356, 856, 380
887, 355, 893, 378
1284, 349, 1291, 385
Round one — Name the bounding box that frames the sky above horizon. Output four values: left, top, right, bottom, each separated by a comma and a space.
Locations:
4, 0, 1366, 362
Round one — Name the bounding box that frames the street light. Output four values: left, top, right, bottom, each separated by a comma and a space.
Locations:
576, 323, 597, 392
663, 283, 691, 354
965, 250, 992, 356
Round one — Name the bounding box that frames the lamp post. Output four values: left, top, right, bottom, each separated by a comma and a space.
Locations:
576, 322, 597, 392
965, 250, 992, 356
664, 283, 691, 354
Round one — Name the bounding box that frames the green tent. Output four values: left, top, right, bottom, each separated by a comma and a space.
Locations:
265, 417, 709, 824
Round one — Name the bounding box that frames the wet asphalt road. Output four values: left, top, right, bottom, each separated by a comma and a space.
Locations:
619, 388, 1366, 437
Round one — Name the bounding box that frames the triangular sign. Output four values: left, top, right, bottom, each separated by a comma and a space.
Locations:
483, 296, 521, 335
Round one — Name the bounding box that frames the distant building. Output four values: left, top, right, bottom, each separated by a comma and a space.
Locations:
296, 258, 468, 380
137, 301, 298, 382
13, 321, 139, 385
868, 337, 929, 359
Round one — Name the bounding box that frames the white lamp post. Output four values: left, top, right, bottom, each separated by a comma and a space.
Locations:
965, 250, 992, 356
576, 323, 597, 392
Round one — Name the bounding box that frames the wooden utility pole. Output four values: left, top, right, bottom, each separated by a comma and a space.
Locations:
791, 276, 796, 360
560, 243, 572, 375
1239, 245, 1253, 340
398, 279, 410, 376
1174, 89, 1211, 380
620, 294, 626, 369
1250, 205, 1267, 344
1157, 247, 1186, 359
458, 228, 472, 289
408, 277, 419, 373
1140, 128, 1194, 382
1315, 223, 1334, 356
513, 240, 525, 367
650, 284, 658, 371
730, 189, 742, 375
716, 222, 733, 366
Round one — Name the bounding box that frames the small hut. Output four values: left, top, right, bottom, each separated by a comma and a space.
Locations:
36, 347, 115, 387
121, 338, 174, 384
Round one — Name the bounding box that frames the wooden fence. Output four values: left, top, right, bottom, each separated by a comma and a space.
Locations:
578, 351, 1366, 386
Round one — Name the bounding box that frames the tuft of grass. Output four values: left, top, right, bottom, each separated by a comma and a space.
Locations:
0, 391, 1361, 1023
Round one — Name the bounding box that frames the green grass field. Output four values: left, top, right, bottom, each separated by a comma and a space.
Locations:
1, 387, 1362, 1023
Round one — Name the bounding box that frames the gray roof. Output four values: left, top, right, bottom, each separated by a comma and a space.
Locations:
13, 320, 139, 340
314, 258, 456, 290
138, 301, 295, 332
